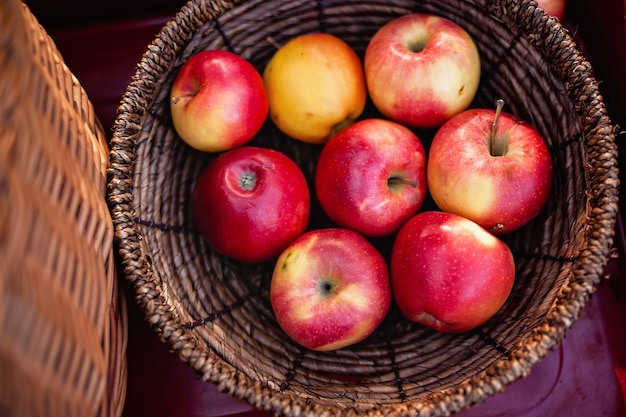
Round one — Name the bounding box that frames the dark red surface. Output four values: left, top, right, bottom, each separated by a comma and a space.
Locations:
32, 1, 626, 416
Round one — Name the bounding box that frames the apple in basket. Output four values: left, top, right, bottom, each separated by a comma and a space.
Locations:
170, 50, 268, 152
270, 228, 391, 351
390, 211, 516, 333
315, 118, 427, 237
427, 100, 553, 234
536, 0, 566, 20
263, 33, 367, 144
364, 13, 481, 129
191, 146, 310, 263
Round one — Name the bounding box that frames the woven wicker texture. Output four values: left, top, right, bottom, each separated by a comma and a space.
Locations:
0, 1, 127, 416
107, 0, 619, 416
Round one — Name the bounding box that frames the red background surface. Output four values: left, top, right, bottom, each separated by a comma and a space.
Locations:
25, 0, 626, 415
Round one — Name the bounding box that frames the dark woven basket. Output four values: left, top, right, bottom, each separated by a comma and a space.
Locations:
107, 0, 619, 415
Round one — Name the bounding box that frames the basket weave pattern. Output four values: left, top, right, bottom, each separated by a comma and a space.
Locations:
0, 1, 127, 416
108, 0, 619, 416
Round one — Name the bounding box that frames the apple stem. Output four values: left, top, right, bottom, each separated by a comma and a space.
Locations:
388, 177, 418, 188
239, 171, 257, 190
490, 99, 505, 157
266, 36, 282, 49
170, 94, 195, 105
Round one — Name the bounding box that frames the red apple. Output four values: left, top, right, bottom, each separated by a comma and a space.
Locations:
536, 0, 566, 20
364, 13, 481, 129
270, 228, 391, 351
391, 211, 515, 333
315, 118, 427, 237
191, 146, 310, 263
170, 50, 268, 152
427, 100, 553, 234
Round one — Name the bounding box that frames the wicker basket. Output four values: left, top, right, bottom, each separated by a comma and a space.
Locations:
0, 1, 127, 416
107, 0, 619, 416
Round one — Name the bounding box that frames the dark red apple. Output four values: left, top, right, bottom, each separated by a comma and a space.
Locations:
191, 146, 310, 263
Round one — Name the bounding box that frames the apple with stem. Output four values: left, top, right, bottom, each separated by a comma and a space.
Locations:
391, 211, 516, 333
364, 13, 481, 129
170, 50, 268, 152
263, 33, 367, 144
315, 118, 427, 237
427, 99, 553, 234
270, 228, 391, 351
191, 146, 310, 263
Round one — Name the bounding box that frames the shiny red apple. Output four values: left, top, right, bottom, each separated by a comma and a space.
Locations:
191, 146, 310, 263
170, 50, 268, 152
364, 13, 481, 129
427, 100, 553, 234
391, 211, 516, 333
315, 118, 427, 237
270, 228, 391, 351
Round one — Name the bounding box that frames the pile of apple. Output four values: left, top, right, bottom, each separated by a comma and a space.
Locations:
170, 13, 554, 352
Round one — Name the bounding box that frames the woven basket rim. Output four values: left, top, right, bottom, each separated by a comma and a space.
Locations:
107, 0, 619, 415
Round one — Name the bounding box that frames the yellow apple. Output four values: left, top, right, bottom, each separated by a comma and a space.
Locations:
263, 33, 367, 144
